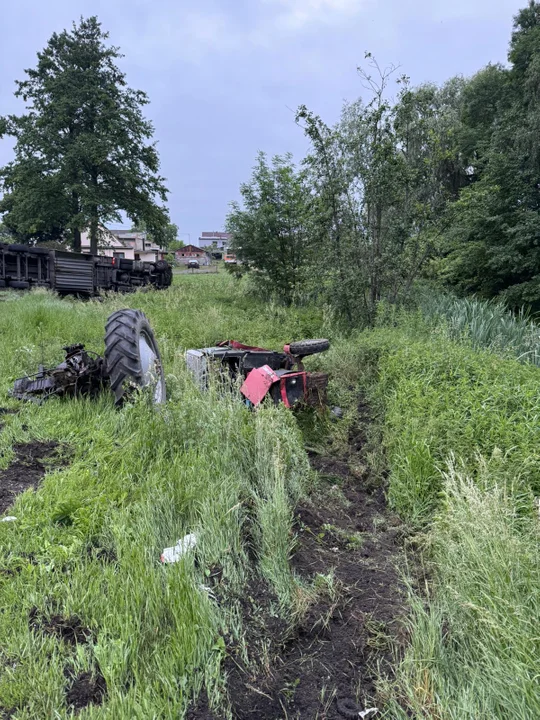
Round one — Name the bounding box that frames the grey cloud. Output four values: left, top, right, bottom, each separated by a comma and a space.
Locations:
0, 0, 526, 244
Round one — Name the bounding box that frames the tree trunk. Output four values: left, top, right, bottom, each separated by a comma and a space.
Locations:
90, 214, 98, 256
369, 204, 383, 323
90, 169, 99, 255
310, 120, 353, 324
71, 190, 81, 252
73, 228, 81, 253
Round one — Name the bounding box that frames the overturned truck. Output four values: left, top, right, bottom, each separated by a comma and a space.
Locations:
0, 242, 173, 295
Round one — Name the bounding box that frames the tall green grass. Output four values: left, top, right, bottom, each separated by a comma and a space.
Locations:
0, 276, 317, 718
385, 464, 540, 720
332, 313, 540, 720
5, 277, 538, 719
416, 288, 540, 365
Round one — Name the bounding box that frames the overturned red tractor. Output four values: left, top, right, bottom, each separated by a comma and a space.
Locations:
10, 308, 329, 411
185, 339, 330, 408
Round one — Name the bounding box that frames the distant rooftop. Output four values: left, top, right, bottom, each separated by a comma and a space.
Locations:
200, 231, 231, 239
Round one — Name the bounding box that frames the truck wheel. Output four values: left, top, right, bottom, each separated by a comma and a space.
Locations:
288, 338, 330, 357
154, 260, 169, 272
104, 309, 166, 406
9, 281, 30, 290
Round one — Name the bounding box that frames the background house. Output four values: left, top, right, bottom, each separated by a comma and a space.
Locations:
198, 231, 232, 259
81, 228, 166, 262
175, 244, 210, 265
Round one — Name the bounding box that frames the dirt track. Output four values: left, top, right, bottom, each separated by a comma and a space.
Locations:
0, 404, 409, 718
189, 400, 409, 719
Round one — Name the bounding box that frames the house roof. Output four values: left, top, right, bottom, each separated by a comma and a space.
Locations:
110, 231, 144, 239
176, 244, 206, 253
80, 226, 165, 253
201, 231, 231, 239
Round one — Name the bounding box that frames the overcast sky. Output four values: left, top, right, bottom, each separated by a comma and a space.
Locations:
0, 0, 525, 246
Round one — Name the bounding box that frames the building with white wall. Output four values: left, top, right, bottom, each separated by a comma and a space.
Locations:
80, 228, 165, 262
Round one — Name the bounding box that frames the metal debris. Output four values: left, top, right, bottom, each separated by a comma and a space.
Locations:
11, 344, 106, 403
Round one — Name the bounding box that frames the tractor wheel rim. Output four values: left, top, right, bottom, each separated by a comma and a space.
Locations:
139, 331, 164, 403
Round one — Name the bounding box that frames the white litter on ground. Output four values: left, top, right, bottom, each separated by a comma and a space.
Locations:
1, 516, 17, 522
359, 709, 378, 719
160, 533, 197, 563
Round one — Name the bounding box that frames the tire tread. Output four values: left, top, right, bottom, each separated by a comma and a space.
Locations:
288, 338, 330, 356
104, 309, 164, 405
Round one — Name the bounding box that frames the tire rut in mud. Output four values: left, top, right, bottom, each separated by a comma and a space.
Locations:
189, 399, 411, 719
64, 667, 107, 713
29, 607, 94, 646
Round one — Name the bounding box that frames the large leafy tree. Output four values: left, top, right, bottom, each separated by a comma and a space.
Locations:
296, 58, 455, 325
439, 2, 540, 307
227, 4, 540, 316
0, 16, 168, 252
227, 153, 311, 305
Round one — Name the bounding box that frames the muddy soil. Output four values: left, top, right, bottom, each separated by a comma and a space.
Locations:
29, 607, 94, 646
65, 668, 107, 712
189, 400, 410, 719
0, 441, 60, 514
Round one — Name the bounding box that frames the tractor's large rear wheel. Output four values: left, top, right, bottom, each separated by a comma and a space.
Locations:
104, 309, 166, 406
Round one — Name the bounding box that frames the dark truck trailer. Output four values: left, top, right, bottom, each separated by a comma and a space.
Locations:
0, 243, 173, 295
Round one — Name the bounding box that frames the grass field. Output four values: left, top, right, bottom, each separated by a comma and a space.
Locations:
2, 277, 540, 719
0, 276, 325, 718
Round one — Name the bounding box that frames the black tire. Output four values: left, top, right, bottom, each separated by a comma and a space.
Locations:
154, 260, 169, 272
104, 309, 166, 406
288, 338, 330, 357
163, 266, 173, 287
9, 281, 30, 290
